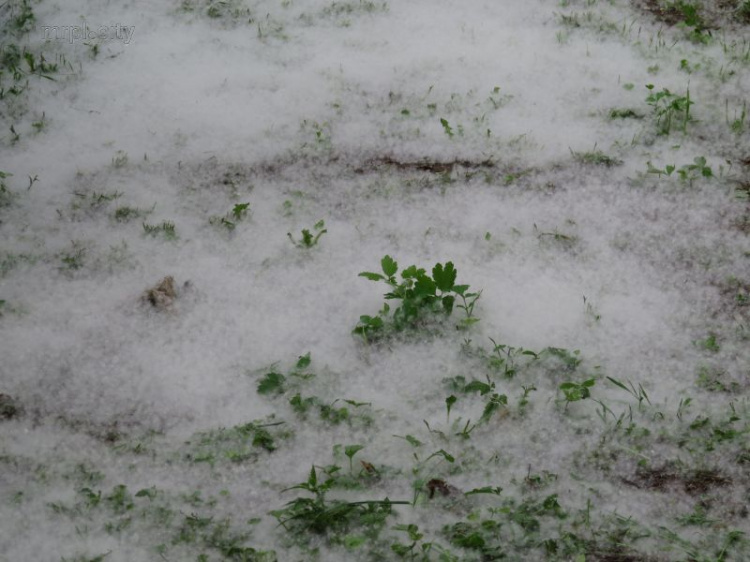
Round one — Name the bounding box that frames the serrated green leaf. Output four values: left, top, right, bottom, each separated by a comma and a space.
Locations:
414, 275, 436, 296
381, 255, 398, 277
296, 352, 311, 370
308, 465, 317, 488
453, 284, 469, 295
257, 372, 286, 395
401, 265, 422, 279
464, 380, 492, 395
433, 262, 457, 292
344, 444, 364, 459
361, 315, 383, 328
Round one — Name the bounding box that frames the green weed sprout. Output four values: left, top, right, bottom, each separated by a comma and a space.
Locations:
288, 220, 327, 248
209, 202, 250, 231
271, 466, 407, 538
646, 156, 713, 186
559, 378, 595, 410
142, 220, 177, 240
0, 171, 15, 208
645, 84, 693, 135
354, 255, 481, 341
570, 146, 622, 167
440, 118, 454, 138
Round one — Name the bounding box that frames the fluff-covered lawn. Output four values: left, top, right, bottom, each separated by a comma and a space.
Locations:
0, 1, 749, 560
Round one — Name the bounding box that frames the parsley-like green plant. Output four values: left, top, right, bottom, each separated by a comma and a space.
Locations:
353, 255, 481, 341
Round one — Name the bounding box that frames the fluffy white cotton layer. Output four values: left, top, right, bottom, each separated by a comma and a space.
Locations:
1, 0, 749, 560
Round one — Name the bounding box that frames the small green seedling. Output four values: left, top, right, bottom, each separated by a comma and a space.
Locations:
535, 226, 578, 249
728, 102, 746, 134
646, 161, 676, 177
559, 379, 595, 409
676, 156, 712, 184
59, 242, 87, 271
288, 220, 327, 248
31, 111, 45, 132
445, 395, 457, 422
609, 108, 643, 119
583, 295, 601, 323
0, 170, 15, 208
695, 333, 720, 353
646, 157, 712, 185
519, 385, 536, 408
607, 376, 651, 410
209, 202, 250, 231
111, 151, 129, 168
142, 221, 177, 240
570, 146, 622, 167
480, 393, 508, 423
344, 444, 364, 473
645, 84, 693, 135
440, 118, 454, 138
113, 205, 152, 223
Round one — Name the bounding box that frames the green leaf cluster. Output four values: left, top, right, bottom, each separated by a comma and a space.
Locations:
559, 379, 595, 404
354, 255, 480, 340
645, 84, 693, 135
271, 466, 406, 539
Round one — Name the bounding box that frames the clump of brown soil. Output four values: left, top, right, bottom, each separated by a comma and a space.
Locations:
142, 276, 178, 311
622, 464, 730, 495
355, 156, 495, 175
426, 478, 462, 498
633, 0, 750, 29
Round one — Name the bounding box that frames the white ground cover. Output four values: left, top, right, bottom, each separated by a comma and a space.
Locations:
1, 0, 749, 560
